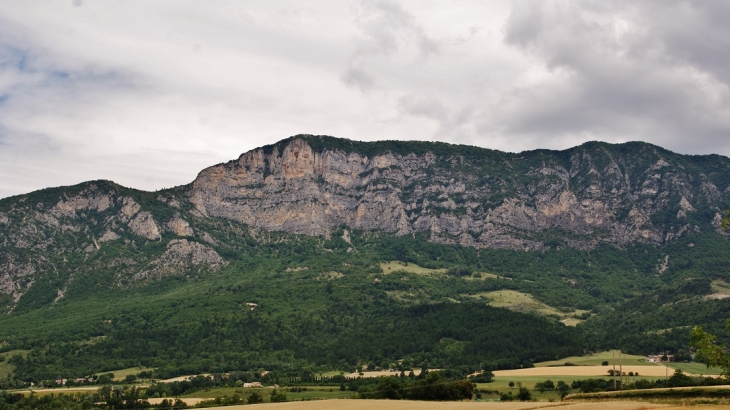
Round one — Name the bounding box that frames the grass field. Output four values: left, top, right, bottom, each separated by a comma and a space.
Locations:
535, 351, 651, 367
711, 279, 730, 295
380, 262, 447, 276
95, 366, 155, 381
665, 362, 723, 376
181, 386, 353, 401
462, 290, 588, 326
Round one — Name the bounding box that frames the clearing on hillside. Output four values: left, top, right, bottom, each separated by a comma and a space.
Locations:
95, 366, 155, 381
380, 261, 446, 276
462, 290, 588, 326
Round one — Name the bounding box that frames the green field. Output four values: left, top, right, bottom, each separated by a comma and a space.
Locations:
94, 366, 155, 381
478, 374, 667, 401
463, 290, 589, 326
535, 351, 652, 367
181, 386, 353, 401
665, 362, 723, 376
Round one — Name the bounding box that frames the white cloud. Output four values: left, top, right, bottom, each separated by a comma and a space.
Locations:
0, 1, 729, 198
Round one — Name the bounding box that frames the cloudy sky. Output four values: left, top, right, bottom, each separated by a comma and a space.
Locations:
1, 1, 729, 198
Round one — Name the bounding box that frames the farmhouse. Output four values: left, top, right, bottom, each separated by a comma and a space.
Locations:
646, 354, 674, 363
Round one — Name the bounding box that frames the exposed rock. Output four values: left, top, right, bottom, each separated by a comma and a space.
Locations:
128, 212, 161, 241
187, 137, 730, 250
133, 239, 226, 280
98, 230, 121, 243
167, 214, 194, 237
53, 193, 113, 217
120, 197, 141, 221
0, 213, 9, 225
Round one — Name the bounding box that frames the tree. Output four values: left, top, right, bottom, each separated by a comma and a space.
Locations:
270, 389, 287, 402
517, 387, 532, 401
556, 381, 571, 399
247, 391, 264, 404
690, 324, 730, 377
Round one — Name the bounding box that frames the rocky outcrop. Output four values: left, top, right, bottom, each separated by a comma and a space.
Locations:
166, 214, 193, 237
189, 137, 730, 250
133, 239, 226, 280
128, 212, 161, 241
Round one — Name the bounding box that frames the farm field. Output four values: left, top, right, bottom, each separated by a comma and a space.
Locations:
192, 399, 730, 410
493, 365, 672, 377
181, 386, 353, 401
480, 375, 665, 401
343, 370, 425, 378
535, 351, 653, 367
665, 362, 723, 376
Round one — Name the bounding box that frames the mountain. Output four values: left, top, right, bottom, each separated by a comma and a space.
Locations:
1, 135, 730, 383
190, 135, 730, 248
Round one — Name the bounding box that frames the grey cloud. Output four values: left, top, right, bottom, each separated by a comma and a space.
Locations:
497, 0, 730, 154
398, 93, 475, 140
342, 0, 439, 92
340, 67, 376, 93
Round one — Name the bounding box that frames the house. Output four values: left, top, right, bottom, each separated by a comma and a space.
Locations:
243, 382, 263, 388
646, 354, 674, 363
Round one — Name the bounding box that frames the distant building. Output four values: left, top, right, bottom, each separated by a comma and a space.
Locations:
243, 382, 263, 388
646, 354, 674, 363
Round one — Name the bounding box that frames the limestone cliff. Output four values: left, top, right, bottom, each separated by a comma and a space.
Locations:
188, 135, 730, 250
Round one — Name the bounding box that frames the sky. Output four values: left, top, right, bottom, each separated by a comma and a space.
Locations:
1, 1, 730, 198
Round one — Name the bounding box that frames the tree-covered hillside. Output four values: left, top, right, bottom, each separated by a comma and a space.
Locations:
1, 136, 730, 385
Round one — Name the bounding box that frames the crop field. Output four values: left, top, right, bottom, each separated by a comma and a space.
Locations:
535, 351, 651, 367
181, 386, 353, 401
665, 362, 723, 376
380, 262, 447, 276
192, 399, 725, 410
481, 375, 665, 401
494, 365, 672, 377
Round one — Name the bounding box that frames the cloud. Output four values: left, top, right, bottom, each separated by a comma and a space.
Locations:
1, 1, 730, 198
496, 0, 730, 154
341, 0, 440, 92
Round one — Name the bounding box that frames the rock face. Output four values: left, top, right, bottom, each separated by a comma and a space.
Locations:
189, 136, 730, 250
2, 135, 730, 312
133, 239, 226, 281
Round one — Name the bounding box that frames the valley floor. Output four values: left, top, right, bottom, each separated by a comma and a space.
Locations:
194, 400, 730, 410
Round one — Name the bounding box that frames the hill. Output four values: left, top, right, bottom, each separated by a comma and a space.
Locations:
1, 135, 730, 384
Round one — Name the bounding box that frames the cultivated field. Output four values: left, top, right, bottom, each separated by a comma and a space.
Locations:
666, 362, 723, 375
343, 370, 424, 378
194, 399, 730, 410
535, 351, 652, 367
494, 365, 673, 377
